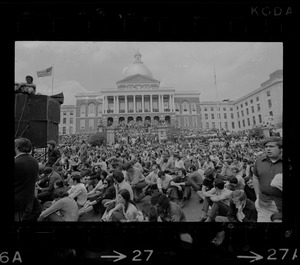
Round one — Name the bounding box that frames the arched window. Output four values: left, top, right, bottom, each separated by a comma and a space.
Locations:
88, 103, 96, 117
175, 103, 180, 112
80, 104, 86, 117
89, 119, 95, 129
182, 101, 189, 113
191, 102, 196, 113
98, 103, 103, 115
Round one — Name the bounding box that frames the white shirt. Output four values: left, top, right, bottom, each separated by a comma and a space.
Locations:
118, 180, 134, 201
123, 203, 138, 222
68, 183, 87, 206
145, 171, 158, 185
174, 160, 185, 169
98, 161, 108, 172
157, 174, 173, 190
270, 173, 282, 191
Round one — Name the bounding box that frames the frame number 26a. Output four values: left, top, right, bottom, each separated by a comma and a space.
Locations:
0, 252, 22, 263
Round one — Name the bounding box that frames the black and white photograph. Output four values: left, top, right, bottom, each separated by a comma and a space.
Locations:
14, 41, 283, 223
6, 1, 297, 264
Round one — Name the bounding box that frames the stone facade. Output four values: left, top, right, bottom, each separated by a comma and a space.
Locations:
73, 51, 201, 133
59, 52, 282, 134
59, 105, 76, 135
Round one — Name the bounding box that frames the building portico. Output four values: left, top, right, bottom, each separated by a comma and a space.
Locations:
74, 50, 201, 133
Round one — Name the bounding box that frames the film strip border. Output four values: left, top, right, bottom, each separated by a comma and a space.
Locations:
0, 223, 298, 264
2, 2, 296, 40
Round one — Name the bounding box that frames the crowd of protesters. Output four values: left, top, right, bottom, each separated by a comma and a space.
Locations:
15, 124, 283, 222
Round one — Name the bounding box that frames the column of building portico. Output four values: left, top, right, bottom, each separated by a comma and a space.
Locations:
133, 95, 136, 113
171, 94, 176, 125
125, 95, 128, 113
172, 95, 175, 111
107, 96, 110, 113
102, 96, 105, 114
172, 95, 175, 112
150, 94, 153, 113
161, 94, 165, 123
142, 95, 144, 113
103, 96, 108, 126
116, 96, 119, 113
112, 96, 115, 125
116, 96, 119, 124
158, 95, 161, 112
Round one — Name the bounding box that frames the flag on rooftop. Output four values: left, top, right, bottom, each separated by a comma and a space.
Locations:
37, 67, 52, 78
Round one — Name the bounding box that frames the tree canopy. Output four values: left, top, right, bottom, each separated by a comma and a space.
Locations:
88, 132, 106, 146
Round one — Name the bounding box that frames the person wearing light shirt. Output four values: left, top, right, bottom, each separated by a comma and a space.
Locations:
123, 162, 146, 201
112, 170, 134, 201
202, 156, 215, 172
133, 158, 144, 173
38, 190, 78, 222
141, 163, 161, 197
97, 156, 108, 172
160, 157, 170, 172
174, 155, 185, 170
157, 171, 173, 195
67, 174, 88, 207
200, 178, 232, 222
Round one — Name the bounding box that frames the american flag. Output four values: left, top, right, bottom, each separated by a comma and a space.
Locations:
37, 67, 52, 77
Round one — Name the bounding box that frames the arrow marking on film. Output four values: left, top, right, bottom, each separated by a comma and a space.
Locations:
101, 250, 127, 262
237, 251, 263, 263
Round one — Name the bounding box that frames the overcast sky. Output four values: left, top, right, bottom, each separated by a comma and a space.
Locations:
15, 42, 282, 105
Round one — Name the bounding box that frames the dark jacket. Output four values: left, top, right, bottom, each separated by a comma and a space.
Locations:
41, 170, 63, 193
15, 154, 39, 212
46, 148, 61, 167
227, 198, 257, 222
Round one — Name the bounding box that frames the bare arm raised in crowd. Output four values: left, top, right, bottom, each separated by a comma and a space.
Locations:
252, 174, 260, 199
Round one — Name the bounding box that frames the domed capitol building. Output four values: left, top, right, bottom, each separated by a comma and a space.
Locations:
59, 51, 282, 135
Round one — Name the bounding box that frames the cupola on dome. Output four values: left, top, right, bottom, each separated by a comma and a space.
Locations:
122, 50, 153, 78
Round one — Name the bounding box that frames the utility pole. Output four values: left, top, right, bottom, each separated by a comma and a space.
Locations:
214, 65, 220, 133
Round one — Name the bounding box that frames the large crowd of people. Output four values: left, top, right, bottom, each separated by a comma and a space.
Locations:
14, 125, 283, 223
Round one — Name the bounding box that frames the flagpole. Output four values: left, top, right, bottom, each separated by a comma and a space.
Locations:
51, 65, 54, 95
214, 64, 220, 133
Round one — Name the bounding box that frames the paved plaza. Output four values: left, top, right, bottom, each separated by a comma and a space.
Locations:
78, 189, 204, 222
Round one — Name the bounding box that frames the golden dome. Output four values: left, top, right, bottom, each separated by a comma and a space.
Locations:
122, 50, 153, 78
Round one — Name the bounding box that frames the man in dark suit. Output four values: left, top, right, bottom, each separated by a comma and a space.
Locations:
15, 138, 39, 221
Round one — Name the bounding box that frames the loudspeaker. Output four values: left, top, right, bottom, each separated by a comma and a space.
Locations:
15, 94, 61, 148
15, 120, 59, 148
15, 94, 60, 123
